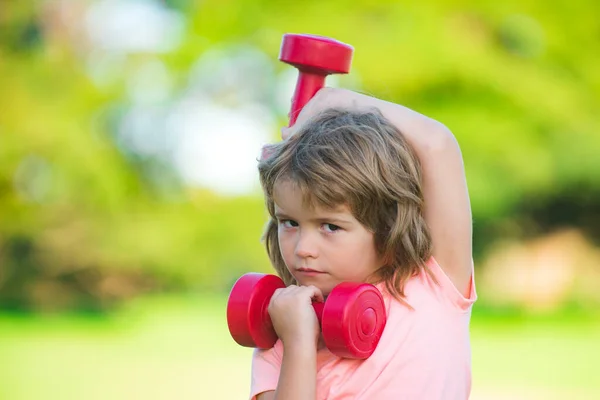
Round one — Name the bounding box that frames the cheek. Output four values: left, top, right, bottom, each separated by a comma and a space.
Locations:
346, 234, 380, 267
277, 230, 294, 257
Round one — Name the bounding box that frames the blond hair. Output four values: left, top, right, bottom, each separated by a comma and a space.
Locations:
258, 108, 433, 301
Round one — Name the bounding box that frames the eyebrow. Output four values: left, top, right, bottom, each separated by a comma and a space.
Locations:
274, 211, 352, 225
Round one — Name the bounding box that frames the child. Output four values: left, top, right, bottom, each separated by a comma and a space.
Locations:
251, 88, 476, 400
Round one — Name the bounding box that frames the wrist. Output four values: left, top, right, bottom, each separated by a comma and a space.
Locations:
282, 337, 318, 355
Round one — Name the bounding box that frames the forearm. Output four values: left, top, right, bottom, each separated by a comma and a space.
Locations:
274, 344, 317, 400
344, 89, 455, 155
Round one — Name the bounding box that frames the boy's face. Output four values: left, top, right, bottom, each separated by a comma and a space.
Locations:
273, 180, 383, 296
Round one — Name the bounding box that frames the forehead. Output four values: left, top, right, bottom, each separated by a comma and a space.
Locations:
273, 179, 349, 214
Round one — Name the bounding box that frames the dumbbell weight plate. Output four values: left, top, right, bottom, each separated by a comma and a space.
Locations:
227, 273, 285, 349
279, 33, 353, 75
321, 283, 387, 359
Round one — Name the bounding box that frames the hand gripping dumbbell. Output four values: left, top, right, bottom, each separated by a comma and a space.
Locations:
226, 273, 387, 359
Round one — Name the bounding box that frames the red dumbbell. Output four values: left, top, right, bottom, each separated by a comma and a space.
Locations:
261, 33, 353, 159
226, 273, 387, 359
279, 33, 354, 125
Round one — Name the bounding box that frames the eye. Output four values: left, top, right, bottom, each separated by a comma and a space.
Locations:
322, 223, 341, 233
280, 219, 299, 228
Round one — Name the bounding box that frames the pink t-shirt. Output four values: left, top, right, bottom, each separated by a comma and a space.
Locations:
249, 257, 477, 400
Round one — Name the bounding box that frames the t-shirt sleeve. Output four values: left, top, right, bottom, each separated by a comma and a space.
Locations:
427, 257, 477, 311
249, 343, 282, 400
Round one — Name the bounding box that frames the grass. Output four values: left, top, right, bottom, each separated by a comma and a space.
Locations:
0, 295, 598, 399
470, 313, 599, 399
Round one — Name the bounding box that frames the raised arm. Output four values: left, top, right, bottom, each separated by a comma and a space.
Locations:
286, 88, 473, 296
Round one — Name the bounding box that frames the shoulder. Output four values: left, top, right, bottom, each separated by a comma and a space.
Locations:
251, 340, 283, 367
354, 280, 474, 399
422, 257, 477, 311
379, 257, 476, 314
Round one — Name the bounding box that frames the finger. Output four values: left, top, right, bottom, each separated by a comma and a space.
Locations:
302, 285, 325, 303
293, 87, 332, 125
286, 285, 304, 297
281, 285, 301, 297
272, 285, 295, 300
270, 288, 283, 302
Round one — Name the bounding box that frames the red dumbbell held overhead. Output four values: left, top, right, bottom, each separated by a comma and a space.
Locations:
226, 273, 387, 359
279, 33, 353, 125
261, 34, 353, 160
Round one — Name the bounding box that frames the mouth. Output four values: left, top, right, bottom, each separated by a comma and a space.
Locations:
296, 268, 326, 276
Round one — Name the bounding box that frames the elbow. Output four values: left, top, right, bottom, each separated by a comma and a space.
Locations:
423, 121, 460, 155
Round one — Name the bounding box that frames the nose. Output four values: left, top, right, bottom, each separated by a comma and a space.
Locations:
294, 229, 318, 259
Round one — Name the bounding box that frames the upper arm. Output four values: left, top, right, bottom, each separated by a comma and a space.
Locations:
256, 391, 276, 400
420, 125, 473, 296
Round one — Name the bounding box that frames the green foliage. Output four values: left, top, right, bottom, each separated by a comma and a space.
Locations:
0, 0, 598, 311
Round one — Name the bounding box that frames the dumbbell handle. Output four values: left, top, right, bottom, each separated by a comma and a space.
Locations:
288, 73, 326, 126
312, 300, 325, 324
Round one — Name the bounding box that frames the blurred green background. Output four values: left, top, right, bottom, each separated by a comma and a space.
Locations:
1, 0, 598, 399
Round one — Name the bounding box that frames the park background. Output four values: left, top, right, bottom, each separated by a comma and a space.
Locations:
1, 0, 599, 399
